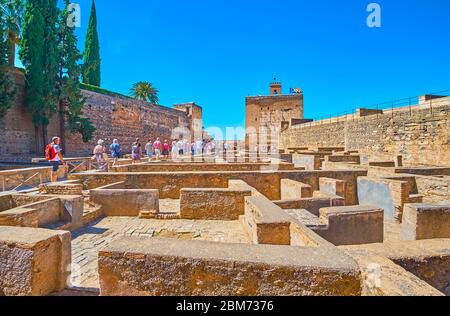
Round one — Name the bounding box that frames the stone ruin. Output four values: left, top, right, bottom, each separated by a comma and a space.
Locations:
0, 149, 448, 296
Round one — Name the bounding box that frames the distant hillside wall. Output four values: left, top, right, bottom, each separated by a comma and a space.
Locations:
0, 69, 192, 160
281, 104, 449, 167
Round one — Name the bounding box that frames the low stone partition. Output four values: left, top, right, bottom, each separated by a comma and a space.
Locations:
0, 194, 84, 231
228, 180, 263, 197
70, 169, 367, 202
313, 205, 384, 246
90, 182, 159, 217
113, 162, 296, 173
394, 167, 450, 176
358, 177, 415, 221
243, 195, 294, 245
180, 188, 252, 220
369, 161, 396, 168
319, 178, 347, 203
401, 204, 450, 240
326, 155, 361, 164
0, 226, 71, 296
98, 237, 362, 296
281, 179, 312, 199
39, 181, 83, 195
292, 154, 322, 171
274, 196, 345, 217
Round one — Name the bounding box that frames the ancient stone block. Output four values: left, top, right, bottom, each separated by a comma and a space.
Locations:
180, 188, 252, 220
281, 179, 312, 199
315, 205, 384, 246
0, 227, 71, 296
98, 237, 362, 296
244, 195, 293, 245
319, 178, 347, 201
401, 204, 450, 241
90, 189, 160, 217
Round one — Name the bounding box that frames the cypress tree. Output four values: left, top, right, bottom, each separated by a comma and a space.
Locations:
19, 0, 59, 153
40, 0, 59, 146
0, 7, 17, 119
58, 0, 95, 144
82, 0, 100, 86
19, 0, 45, 153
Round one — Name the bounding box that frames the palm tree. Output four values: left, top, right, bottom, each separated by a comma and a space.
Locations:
1, 0, 24, 66
130, 81, 159, 104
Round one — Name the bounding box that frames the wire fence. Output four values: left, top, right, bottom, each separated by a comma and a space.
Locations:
295, 89, 450, 128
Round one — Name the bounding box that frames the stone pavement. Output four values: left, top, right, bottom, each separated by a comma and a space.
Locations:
70, 215, 250, 289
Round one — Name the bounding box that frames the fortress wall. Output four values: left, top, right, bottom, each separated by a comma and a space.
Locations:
0, 69, 192, 159
282, 105, 449, 167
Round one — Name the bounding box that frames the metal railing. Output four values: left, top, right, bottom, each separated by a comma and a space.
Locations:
294, 89, 450, 128
0, 167, 50, 192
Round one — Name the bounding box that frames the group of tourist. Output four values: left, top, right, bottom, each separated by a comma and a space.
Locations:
45, 136, 219, 181
132, 137, 217, 162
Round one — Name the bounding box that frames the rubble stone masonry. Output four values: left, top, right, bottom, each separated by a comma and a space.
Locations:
281, 104, 449, 167
0, 69, 193, 159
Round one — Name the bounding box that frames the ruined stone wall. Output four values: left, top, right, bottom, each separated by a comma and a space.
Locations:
282, 105, 449, 167
0, 69, 192, 159
65, 90, 191, 156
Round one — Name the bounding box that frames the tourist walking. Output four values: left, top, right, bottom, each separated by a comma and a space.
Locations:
45, 136, 67, 183
153, 138, 162, 159
145, 140, 154, 159
110, 139, 122, 165
162, 140, 170, 160
131, 142, 142, 163
93, 140, 108, 171
171, 140, 178, 160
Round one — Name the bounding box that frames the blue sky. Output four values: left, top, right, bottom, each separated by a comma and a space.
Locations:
51, 0, 450, 133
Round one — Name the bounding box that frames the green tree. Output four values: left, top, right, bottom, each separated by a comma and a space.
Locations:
19, 0, 59, 152
57, 0, 95, 145
130, 81, 159, 104
82, 0, 100, 86
0, 0, 24, 66
40, 0, 59, 145
19, 0, 44, 153
0, 7, 16, 118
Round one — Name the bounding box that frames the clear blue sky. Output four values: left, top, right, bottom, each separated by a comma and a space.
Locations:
65, 0, 449, 133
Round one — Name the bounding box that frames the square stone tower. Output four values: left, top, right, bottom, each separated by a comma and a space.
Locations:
245, 81, 304, 151
173, 102, 203, 141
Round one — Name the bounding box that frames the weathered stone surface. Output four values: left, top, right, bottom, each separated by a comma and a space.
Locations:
319, 178, 347, 202
314, 205, 384, 246
401, 204, 450, 240
281, 179, 312, 200
244, 195, 293, 245
90, 188, 160, 217
0, 226, 71, 296
98, 237, 361, 296
281, 104, 449, 167
180, 188, 252, 220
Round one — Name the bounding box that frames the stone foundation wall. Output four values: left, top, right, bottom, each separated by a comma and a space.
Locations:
282, 105, 450, 167
0, 69, 192, 159
98, 237, 362, 296
180, 188, 252, 220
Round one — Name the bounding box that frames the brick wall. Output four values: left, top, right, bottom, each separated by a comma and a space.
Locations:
0, 69, 192, 160
281, 105, 450, 167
